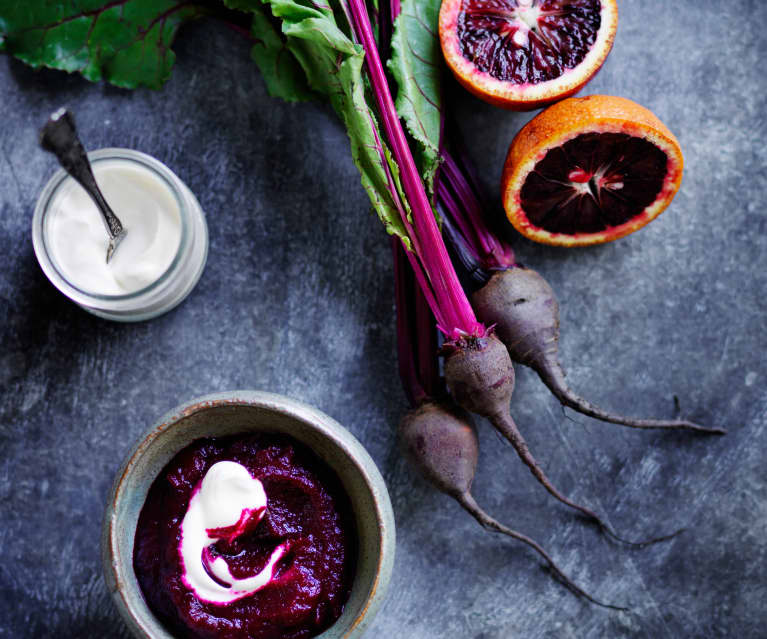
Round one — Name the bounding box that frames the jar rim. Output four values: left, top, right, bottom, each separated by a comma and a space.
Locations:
32, 148, 191, 306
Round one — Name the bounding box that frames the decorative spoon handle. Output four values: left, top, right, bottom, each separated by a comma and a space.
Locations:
40, 108, 127, 263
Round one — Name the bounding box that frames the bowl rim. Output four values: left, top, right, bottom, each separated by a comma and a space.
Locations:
102, 390, 396, 639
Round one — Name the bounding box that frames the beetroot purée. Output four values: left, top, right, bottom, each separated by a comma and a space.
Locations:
133, 434, 357, 639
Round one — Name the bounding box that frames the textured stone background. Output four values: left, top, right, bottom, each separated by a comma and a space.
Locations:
1, 1, 766, 637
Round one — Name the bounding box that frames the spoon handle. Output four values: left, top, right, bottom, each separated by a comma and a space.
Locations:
40, 108, 126, 261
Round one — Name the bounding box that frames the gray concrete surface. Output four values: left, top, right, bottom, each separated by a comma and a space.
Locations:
1, 1, 766, 637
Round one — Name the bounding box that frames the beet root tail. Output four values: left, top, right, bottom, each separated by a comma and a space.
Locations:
537, 357, 726, 435
489, 409, 607, 527
456, 491, 629, 611
489, 410, 679, 547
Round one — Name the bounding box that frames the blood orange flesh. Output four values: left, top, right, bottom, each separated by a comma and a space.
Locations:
520, 132, 669, 235
502, 96, 684, 246
440, 0, 617, 109
458, 0, 602, 84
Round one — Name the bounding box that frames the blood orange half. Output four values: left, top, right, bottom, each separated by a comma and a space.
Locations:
501, 95, 684, 246
439, 0, 618, 110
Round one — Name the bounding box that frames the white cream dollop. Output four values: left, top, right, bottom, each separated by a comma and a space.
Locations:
179, 461, 285, 605
47, 160, 182, 295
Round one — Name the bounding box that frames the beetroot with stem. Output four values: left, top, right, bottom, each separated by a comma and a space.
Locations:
398, 401, 626, 610
346, 0, 634, 543
393, 240, 625, 609
349, 0, 687, 555
440, 331, 681, 547
430, 144, 684, 541
471, 266, 726, 435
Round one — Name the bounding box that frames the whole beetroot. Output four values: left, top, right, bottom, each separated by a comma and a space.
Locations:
442, 334, 609, 529
399, 401, 478, 499
399, 399, 626, 609
392, 236, 628, 607
472, 267, 725, 435
441, 333, 679, 547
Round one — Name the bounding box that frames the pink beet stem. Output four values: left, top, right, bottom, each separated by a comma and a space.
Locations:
439, 150, 515, 268
347, 0, 483, 340
390, 0, 401, 23
393, 238, 442, 405
441, 154, 494, 255
393, 239, 427, 406
436, 178, 481, 263
414, 268, 440, 398
367, 113, 448, 331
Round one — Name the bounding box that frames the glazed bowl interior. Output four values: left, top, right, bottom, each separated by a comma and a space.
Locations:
103, 391, 395, 639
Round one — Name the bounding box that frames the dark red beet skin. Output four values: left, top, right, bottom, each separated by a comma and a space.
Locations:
471, 267, 726, 434
398, 400, 626, 609
133, 434, 357, 639
399, 401, 478, 499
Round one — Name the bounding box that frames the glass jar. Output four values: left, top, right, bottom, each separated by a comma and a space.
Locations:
32, 148, 208, 322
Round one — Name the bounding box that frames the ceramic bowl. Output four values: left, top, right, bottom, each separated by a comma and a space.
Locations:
102, 391, 395, 638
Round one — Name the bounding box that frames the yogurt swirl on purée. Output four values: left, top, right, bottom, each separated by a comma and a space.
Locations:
180, 461, 286, 604
134, 434, 355, 639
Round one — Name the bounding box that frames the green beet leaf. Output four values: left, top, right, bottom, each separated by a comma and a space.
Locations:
388, 0, 443, 194
245, 0, 411, 244
223, 0, 315, 102
247, 4, 316, 102
0, 0, 210, 89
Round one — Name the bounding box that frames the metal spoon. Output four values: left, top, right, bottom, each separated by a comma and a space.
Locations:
40, 108, 127, 263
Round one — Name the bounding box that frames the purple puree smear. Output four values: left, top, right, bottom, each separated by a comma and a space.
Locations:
133, 434, 357, 639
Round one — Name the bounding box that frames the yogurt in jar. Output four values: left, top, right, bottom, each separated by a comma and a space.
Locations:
33, 149, 208, 322
47, 160, 182, 295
